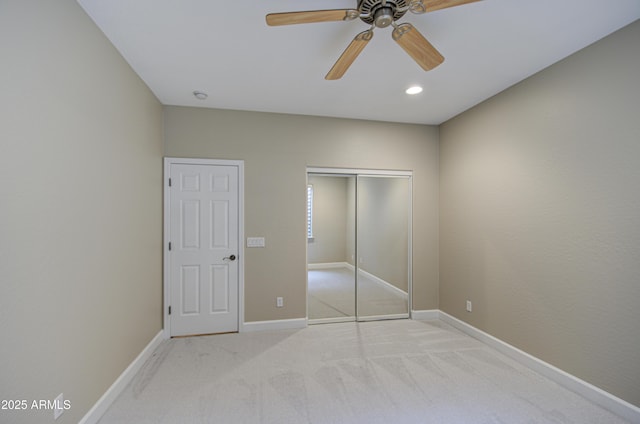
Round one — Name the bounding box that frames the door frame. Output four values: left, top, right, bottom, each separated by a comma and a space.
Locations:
306, 167, 413, 322
163, 157, 245, 339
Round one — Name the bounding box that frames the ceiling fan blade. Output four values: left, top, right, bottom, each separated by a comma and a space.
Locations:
266, 9, 359, 26
392, 23, 444, 71
325, 30, 373, 80
418, 0, 482, 13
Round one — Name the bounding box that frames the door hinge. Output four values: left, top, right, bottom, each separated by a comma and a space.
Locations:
168, 306, 172, 315
168, 242, 172, 251
168, 177, 172, 187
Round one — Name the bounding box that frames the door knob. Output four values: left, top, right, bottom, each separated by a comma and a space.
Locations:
223, 254, 236, 261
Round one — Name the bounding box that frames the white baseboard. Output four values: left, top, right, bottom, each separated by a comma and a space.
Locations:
438, 311, 640, 423
309, 317, 355, 325
241, 318, 307, 332
411, 309, 440, 320
79, 330, 164, 424
357, 268, 408, 299
357, 313, 409, 322
308, 262, 349, 270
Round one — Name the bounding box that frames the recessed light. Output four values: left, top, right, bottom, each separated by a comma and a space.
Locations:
405, 85, 423, 95
193, 90, 208, 100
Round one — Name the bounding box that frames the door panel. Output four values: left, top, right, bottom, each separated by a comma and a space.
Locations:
181, 265, 200, 314
181, 200, 200, 248
211, 200, 229, 248
211, 265, 230, 313
170, 163, 239, 336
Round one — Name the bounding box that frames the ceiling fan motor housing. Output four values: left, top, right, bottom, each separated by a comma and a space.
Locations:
358, 0, 409, 27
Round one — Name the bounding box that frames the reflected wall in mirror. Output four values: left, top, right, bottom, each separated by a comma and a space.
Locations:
307, 174, 356, 322
357, 176, 410, 320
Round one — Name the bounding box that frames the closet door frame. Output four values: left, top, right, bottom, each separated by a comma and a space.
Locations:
306, 167, 413, 322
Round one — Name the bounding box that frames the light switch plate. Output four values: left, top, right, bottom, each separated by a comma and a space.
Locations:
247, 237, 265, 248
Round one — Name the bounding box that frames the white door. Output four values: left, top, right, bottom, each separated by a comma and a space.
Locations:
168, 162, 240, 336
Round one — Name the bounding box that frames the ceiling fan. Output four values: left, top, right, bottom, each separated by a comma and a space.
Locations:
266, 0, 481, 80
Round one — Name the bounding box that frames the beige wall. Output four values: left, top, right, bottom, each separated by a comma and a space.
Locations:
0, 1, 163, 423
440, 20, 640, 407
164, 107, 440, 320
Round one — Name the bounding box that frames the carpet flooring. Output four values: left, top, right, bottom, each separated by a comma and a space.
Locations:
98, 319, 629, 423
308, 268, 408, 320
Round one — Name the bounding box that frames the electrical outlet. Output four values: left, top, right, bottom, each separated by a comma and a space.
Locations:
276, 297, 283, 308
466, 300, 472, 312
53, 393, 64, 420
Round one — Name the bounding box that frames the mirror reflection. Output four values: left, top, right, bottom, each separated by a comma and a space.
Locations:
356, 176, 410, 320
307, 172, 410, 323
307, 174, 356, 322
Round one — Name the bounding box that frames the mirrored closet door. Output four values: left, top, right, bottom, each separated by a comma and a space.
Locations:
356, 175, 411, 321
307, 174, 356, 323
307, 169, 411, 324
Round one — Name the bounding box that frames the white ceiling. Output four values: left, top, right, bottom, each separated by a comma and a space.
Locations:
78, 0, 639, 125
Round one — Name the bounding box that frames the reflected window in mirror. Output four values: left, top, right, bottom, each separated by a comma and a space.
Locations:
307, 184, 314, 239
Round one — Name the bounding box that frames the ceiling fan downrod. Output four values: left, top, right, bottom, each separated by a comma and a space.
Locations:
373, 7, 395, 28
358, 0, 410, 26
